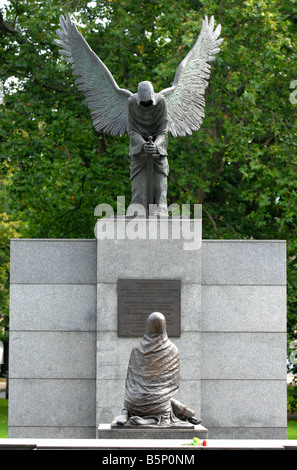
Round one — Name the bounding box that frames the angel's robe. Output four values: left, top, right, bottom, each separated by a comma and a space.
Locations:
127, 93, 169, 214
123, 312, 180, 423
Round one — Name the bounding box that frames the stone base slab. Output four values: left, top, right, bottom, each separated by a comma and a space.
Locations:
0, 438, 297, 450
97, 423, 208, 440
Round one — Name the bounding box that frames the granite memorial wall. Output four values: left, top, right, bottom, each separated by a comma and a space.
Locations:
8, 229, 287, 439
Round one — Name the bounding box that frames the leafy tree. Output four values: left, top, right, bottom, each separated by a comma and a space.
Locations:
0, 167, 19, 345
0, 213, 19, 339
0, 0, 297, 385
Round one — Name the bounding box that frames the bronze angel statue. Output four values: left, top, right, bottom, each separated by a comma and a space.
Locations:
54, 14, 223, 216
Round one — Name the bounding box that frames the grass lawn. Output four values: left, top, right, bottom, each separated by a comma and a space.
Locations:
287, 420, 297, 439
0, 400, 8, 438
0, 398, 297, 440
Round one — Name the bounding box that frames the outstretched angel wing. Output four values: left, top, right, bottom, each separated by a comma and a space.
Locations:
160, 15, 223, 138
54, 14, 132, 136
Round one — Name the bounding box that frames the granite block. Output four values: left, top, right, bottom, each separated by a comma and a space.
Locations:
8, 379, 96, 427
201, 332, 287, 379
176, 333, 201, 381
201, 380, 287, 428
96, 334, 137, 380
206, 427, 287, 440
97, 221, 202, 284
180, 283, 201, 332
8, 426, 96, 439
9, 284, 97, 331
96, 379, 126, 423
97, 423, 208, 440
201, 285, 287, 332
10, 239, 97, 284
97, 283, 118, 332
202, 240, 286, 285
9, 331, 96, 379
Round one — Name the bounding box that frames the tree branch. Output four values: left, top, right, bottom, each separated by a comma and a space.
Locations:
203, 207, 218, 233
213, 215, 238, 235
0, 10, 26, 43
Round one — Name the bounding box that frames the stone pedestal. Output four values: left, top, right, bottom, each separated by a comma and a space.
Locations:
8, 229, 287, 439
97, 423, 208, 440
95, 217, 203, 427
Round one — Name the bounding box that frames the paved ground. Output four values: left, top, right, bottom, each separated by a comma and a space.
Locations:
0, 438, 296, 450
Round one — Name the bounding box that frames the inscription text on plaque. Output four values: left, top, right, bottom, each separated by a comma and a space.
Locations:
118, 279, 181, 337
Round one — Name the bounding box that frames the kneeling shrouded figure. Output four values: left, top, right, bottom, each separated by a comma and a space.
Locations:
113, 312, 201, 427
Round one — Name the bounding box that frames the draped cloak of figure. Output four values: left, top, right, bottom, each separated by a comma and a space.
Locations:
115, 312, 190, 427
127, 82, 169, 217
114, 312, 200, 427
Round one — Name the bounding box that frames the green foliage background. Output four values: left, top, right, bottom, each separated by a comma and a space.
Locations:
0, 0, 297, 392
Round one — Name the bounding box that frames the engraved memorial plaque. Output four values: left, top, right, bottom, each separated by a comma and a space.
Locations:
118, 279, 181, 337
